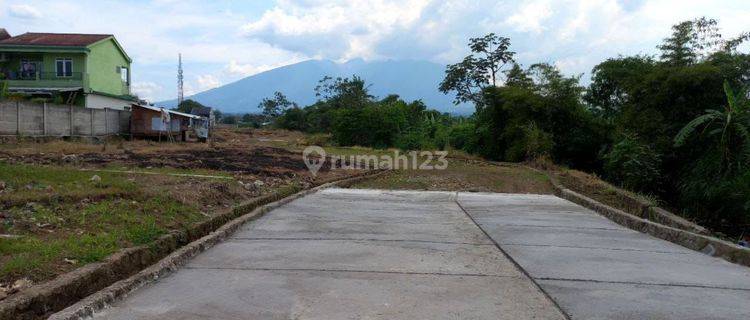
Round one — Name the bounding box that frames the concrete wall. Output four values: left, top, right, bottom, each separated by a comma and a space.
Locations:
85, 93, 131, 110
0, 101, 130, 137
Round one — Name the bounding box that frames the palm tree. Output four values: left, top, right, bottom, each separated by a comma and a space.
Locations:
674, 81, 750, 173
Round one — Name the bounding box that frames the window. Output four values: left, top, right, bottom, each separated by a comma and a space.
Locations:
20, 59, 40, 79
56, 58, 72, 77
120, 67, 128, 84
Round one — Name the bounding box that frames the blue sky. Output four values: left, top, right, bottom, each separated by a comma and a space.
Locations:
1, 0, 748, 102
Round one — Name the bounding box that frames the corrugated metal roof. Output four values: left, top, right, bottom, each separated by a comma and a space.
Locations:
132, 104, 203, 119
0, 33, 111, 47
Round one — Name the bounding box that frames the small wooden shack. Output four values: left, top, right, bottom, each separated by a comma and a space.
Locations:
129, 104, 201, 141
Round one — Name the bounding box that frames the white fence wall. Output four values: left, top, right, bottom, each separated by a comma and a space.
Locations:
0, 101, 130, 137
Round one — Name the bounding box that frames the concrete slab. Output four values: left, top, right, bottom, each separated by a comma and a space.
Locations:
317, 188, 457, 203
503, 244, 750, 288
480, 224, 694, 253
85, 188, 750, 320
269, 204, 460, 219
234, 216, 491, 244
458, 192, 750, 318
539, 279, 750, 320
186, 239, 519, 276
233, 194, 489, 244
97, 269, 565, 320
87, 188, 566, 320
458, 192, 577, 208
472, 211, 623, 230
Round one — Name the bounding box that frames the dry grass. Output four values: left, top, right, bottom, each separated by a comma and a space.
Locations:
555, 169, 658, 207
352, 159, 554, 194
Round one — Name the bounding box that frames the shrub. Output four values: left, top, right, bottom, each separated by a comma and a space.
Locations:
0, 81, 7, 100
276, 107, 307, 131
522, 122, 554, 160
395, 130, 428, 151
448, 122, 476, 151
602, 135, 662, 193
678, 151, 750, 232
301, 133, 331, 146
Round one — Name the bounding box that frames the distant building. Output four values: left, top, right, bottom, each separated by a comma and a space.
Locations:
130, 104, 204, 141
0, 31, 134, 110
190, 105, 215, 127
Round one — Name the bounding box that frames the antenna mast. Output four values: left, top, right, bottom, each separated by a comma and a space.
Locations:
177, 53, 184, 106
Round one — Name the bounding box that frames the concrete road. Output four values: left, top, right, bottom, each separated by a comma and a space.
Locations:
459, 192, 750, 320
92, 189, 565, 320
89, 189, 750, 320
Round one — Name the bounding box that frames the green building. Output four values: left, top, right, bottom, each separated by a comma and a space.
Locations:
0, 29, 135, 110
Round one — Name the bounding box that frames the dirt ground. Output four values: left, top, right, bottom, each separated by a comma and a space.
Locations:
0, 128, 358, 299
0, 128, 346, 184
352, 159, 555, 194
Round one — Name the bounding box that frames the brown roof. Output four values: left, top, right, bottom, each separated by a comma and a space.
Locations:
0, 33, 111, 47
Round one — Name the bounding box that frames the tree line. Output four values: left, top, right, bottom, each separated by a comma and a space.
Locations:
265, 17, 749, 236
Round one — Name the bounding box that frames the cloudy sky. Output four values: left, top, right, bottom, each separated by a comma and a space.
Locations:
1, 0, 748, 102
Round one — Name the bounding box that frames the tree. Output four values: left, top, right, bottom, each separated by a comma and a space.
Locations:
259, 91, 297, 119
221, 114, 238, 125
674, 81, 750, 172
658, 17, 727, 66
174, 99, 207, 113
315, 76, 373, 109
584, 56, 656, 119
504, 63, 534, 89
673, 82, 750, 231
212, 109, 223, 122
241, 113, 253, 123
439, 33, 515, 105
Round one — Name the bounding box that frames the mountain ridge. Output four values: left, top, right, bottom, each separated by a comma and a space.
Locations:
157, 59, 473, 115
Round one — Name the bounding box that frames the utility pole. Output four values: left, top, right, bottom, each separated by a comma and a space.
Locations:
177, 53, 184, 107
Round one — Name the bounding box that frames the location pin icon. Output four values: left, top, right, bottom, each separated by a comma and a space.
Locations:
303, 146, 326, 177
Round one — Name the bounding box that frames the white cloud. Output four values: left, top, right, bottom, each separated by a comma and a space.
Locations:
8, 4, 42, 19
241, 0, 432, 60
130, 82, 163, 102
224, 60, 266, 77
505, 0, 553, 34
195, 74, 221, 92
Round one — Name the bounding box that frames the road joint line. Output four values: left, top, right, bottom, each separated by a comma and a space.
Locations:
455, 194, 573, 320
535, 277, 750, 292
182, 266, 522, 278
499, 243, 691, 254
228, 237, 494, 246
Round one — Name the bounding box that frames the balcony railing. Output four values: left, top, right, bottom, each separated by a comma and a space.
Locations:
3, 72, 84, 81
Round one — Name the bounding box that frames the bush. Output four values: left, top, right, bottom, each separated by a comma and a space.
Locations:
448, 122, 476, 151
677, 151, 750, 232
301, 133, 331, 146
602, 136, 662, 193
522, 122, 554, 160
0, 81, 7, 100
275, 107, 307, 131
394, 130, 429, 151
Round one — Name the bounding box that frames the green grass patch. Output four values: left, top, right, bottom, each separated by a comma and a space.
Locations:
0, 162, 140, 207
0, 162, 208, 283
98, 164, 235, 178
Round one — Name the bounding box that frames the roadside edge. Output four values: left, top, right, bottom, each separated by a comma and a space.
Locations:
0, 170, 384, 320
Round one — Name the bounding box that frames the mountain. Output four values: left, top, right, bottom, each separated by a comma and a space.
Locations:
157, 59, 474, 115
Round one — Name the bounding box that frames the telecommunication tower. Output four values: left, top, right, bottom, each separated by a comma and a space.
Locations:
177, 53, 184, 106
